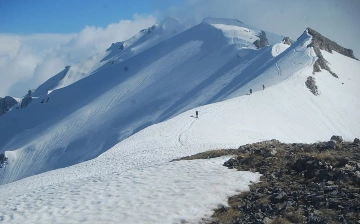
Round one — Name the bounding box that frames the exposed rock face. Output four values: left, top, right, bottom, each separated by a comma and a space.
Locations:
312, 47, 338, 78
307, 28, 358, 60
282, 37, 293, 45
307, 27, 358, 78
305, 76, 319, 95
0, 96, 17, 116
253, 31, 269, 49
0, 153, 7, 168
20, 96, 32, 108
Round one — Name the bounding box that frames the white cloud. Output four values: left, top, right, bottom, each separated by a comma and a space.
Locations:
0, 14, 157, 97
171, 0, 360, 58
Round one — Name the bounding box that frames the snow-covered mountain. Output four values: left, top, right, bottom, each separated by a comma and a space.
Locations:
0, 17, 285, 185
0, 17, 359, 223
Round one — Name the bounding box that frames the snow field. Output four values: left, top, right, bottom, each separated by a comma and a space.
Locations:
210, 23, 260, 49
0, 157, 260, 224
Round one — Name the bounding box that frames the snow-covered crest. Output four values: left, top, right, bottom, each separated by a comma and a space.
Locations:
203, 17, 283, 49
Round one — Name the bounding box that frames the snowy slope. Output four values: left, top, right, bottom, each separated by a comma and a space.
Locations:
0, 17, 359, 189
0, 44, 359, 223
0, 18, 285, 185
33, 17, 186, 97
203, 18, 283, 46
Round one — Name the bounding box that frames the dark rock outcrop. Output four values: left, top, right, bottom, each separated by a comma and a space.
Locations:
0, 96, 17, 116
253, 31, 269, 49
307, 27, 358, 78
354, 138, 360, 144
178, 136, 360, 224
307, 28, 358, 60
0, 153, 7, 168
20, 96, 32, 108
305, 76, 319, 95
312, 47, 338, 78
282, 37, 294, 45
327, 140, 336, 149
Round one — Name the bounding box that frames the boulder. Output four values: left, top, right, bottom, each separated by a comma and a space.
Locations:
253, 31, 269, 49
327, 140, 336, 149
282, 37, 294, 45
330, 135, 343, 143
305, 76, 319, 95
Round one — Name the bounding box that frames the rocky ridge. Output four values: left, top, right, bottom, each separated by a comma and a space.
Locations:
253, 31, 269, 49
307, 28, 358, 78
0, 96, 17, 116
177, 136, 360, 224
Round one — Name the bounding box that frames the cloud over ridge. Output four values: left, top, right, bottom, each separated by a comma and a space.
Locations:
0, 14, 156, 97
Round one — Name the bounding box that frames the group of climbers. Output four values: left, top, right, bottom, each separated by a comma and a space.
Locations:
249, 84, 265, 95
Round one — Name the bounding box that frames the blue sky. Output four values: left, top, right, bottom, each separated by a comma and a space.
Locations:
0, 0, 183, 34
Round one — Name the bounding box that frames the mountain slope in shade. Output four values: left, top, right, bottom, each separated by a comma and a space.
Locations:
0, 18, 359, 186
33, 17, 187, 97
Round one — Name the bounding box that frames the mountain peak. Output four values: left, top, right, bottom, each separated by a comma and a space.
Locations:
202, 17, 244, 26
306, 27, 358, 60
305, 27, 358, 78
158, 16, 184, 27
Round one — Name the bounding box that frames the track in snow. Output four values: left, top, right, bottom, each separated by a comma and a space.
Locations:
178, 117, 197, 146
275, 62, 281, 76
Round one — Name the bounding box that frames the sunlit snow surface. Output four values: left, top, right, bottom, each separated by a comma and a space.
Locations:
210, 23, 261, 49
0, 157, 259, 224
0, 18, 360, 224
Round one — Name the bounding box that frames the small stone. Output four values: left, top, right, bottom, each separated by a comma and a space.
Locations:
271, 192, 287, 203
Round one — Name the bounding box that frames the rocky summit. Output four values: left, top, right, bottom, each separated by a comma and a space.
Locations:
178, 136, 360, 224
307, 27, 358, 78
